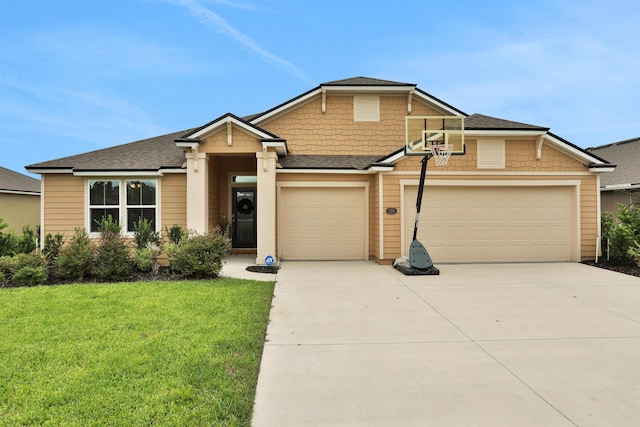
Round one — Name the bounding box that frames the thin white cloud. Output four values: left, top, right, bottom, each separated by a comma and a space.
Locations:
167, 0, 311, 83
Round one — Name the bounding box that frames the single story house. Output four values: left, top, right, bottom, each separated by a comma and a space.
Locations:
0, 166, 41, 235
26, 77, 614, 265
587, 137, 639, 214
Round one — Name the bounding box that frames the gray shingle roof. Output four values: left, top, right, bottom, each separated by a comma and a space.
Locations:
321, 76, 415, 87
465, 114, 549, 131
587, 137, 640, 188
0, 167, 40, 194
278, 155, 384, 170
26, 129, 193, 172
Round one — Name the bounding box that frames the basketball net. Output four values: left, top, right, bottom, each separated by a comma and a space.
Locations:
431, 144, 453, 166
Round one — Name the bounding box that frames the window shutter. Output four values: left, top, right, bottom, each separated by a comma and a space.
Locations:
354, 95, 380, 122
477, 140, 506, 169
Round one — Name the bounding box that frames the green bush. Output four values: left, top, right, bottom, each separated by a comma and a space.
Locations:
0, 270, 4, 286
602, 203, 640, 265
133, 217, 161, 250
166, 228, 230, 278
56, 228, 95, 280
629, 242, 640, 268
15, 225, 37, 254
9, 252, 47, 272
12, 266, 48, 287
165, 224, 185, 245
134, 248, 153, 272
0, 218, 17, 256
43, 233, 65, 262
0, 255, 12, 275
93, 216, 132, 281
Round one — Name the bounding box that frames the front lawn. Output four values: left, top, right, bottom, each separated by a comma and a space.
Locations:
0, 279, 274, 426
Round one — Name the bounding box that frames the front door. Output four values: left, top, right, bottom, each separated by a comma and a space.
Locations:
232, 188, 257, 248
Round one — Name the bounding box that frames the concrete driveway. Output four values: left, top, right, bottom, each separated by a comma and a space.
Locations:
252, 262, 640, 427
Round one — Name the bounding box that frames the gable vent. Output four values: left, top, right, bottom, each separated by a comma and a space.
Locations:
354, 95, 380, 122
477, 139, 505, 169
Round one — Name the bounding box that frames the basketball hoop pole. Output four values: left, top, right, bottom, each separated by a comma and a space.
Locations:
412, 154, 430, 241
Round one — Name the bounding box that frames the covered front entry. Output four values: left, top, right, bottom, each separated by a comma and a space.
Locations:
402, 182, 579, 263
278, 184, 368, 260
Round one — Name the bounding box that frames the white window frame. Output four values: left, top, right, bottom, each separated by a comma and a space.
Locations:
87, 178, 159, 236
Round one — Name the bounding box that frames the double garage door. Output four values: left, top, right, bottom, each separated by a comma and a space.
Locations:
403, 185, 577, 263
277, 183, 577, 262
278, 186, 368, 260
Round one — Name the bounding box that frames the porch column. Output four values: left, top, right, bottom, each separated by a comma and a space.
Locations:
256, 150, 277, 265
185, 149, 209, 234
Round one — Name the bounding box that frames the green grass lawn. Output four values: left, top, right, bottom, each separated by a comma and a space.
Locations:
0, 279, 274, 426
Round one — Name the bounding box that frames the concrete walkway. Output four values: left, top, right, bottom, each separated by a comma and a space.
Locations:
252, 262, 640, 426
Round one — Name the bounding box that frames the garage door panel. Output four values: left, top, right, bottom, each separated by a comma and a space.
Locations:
279, 187, 367, 260
404, 186, 574, 263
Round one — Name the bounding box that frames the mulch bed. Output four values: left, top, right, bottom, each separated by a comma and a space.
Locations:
581, 260, 640, 278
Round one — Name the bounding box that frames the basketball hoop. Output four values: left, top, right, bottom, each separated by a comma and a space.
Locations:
431, 144, 453, 166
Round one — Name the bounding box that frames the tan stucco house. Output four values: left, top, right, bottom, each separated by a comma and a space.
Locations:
0, 166, 41, 235
587, 137, 638, 214
26, 77, 614, 265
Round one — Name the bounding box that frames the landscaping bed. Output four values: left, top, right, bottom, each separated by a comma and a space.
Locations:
582, 260, 640, 278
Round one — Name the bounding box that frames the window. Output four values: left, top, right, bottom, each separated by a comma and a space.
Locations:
126, 180, 157, 232
88, 179, 157, 233
354, 95, 380, 122
89, 180, 120, 232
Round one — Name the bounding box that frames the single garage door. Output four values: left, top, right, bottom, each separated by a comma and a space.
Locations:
279, 186, 367, 260
403, 185, 575, 263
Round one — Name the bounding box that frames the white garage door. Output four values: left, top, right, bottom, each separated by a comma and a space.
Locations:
403, 185, 575, 263
279, 186, 367, 260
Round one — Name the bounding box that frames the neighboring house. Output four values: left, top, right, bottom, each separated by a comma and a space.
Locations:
26, 77, 614, 265
0, 166, 41, 235
587, 137, 639, 213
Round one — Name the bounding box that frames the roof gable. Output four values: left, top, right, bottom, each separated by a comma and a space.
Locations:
182, 113, 279, 140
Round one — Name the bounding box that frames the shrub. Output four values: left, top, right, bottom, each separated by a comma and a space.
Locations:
165, 224, 185, 245
56, 228, 95, 280
12, 266, 48, 287
9, 252, 47, 271
134, 248, 153, 272
602, 203, 640, 265
0, 271, 4, 286
93, 216, 132, 281
133, 217, 161, 250
15, 225, 37, 254
629, 242, 640, 268
43, 233, 65, 262
0, 218, 17, 256
166, 227, 230, 278
0, 255, 12, 275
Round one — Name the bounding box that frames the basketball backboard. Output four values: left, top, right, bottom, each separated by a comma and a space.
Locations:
405, 116, 465, 156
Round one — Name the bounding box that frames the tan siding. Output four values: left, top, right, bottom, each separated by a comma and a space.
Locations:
369, 175, 379, 259
161, 173, 187, 230
0, 193, 40, 235
396, 140, 588, 173
200, 125, 262, 154
42, 174, 85, 238
262, 95, 445, 156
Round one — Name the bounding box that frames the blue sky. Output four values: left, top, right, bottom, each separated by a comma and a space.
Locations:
1, 0, 639, 177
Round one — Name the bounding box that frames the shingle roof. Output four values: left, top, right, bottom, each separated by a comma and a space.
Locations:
587, 137, 640, 188
0, 167, 40, 194
26, 129, 193, 172
278, 155, 384, 170
465, 114, 549, 131
321, 76, 415, 87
